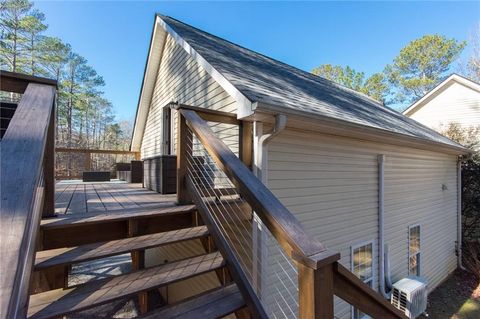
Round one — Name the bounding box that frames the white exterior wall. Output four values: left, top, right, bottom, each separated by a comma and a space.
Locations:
141, 34, 238, 159
407, 82, 480, 132
267, 128, 458, 319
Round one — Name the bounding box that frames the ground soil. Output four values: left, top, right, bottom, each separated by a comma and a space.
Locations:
419, 269, 479, 319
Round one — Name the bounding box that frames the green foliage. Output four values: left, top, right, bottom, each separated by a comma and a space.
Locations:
385, 34, 466, 103
0, 0, 131, 157
312, 64, 388, 103
441, 123, 480, 243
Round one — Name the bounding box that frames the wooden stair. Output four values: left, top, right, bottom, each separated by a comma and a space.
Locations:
40, 204, 196, 229
28, 202, 247, 319
139, 283, 245, 319
28, 252, 225, 319
35, 226, 209, 270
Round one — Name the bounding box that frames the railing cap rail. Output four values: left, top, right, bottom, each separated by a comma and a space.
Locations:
178, 107, 340, 268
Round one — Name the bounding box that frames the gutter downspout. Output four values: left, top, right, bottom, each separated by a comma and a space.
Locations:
252, 114, 287, 298
457, 156, 464, 270
378, 154, 391, 299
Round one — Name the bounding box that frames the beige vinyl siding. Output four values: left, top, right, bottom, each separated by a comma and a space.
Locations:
141, 33, 238, 159
267, 128, 458, 319
141, 34, 240, 304
385, 155, 458, 289
408, 81, 480, 131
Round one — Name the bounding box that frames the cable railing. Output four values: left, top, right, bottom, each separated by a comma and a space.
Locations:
185, 130, 299, 317
176, 105, 407, 319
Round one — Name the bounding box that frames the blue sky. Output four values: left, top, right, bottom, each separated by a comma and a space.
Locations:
35, 1, 479, 121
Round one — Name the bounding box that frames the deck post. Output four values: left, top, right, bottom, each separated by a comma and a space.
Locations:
298, 262, 335, 319
239, 121, 253, 170
176, 113, 192, 204
84, 152, 91, 171
42, 99, 56, 218
128, 220, 148, 314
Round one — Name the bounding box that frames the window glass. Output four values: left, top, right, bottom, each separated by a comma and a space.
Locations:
409, 225, 421, 276
352, 242, 373, 319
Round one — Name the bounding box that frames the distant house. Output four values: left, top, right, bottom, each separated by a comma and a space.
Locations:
132, 15, 471, 319
403, 74, 480, 133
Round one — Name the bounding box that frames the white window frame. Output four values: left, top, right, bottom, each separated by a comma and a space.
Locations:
408, 224, 421, 276
351, 240, 375, 319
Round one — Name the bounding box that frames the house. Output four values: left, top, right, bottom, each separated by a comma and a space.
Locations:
131, 15, 470, 318
402, 74, 480, 134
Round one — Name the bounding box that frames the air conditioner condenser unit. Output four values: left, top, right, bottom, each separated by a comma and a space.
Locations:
391, 276, 427, 319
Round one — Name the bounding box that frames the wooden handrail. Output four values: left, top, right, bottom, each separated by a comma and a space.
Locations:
0, 81, 56, 319
55, 147, 140, 156
333, 263, 407, 318
0, 70, 57, 94
178, 107, 407, 319
179, 108, 337, 266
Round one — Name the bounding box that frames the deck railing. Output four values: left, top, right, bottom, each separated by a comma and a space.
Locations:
54, 147, 140, 179
176, 105, 407, 319
0, 71, 57, 319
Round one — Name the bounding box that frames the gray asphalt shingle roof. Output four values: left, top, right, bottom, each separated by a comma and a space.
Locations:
162, 16, 464, 150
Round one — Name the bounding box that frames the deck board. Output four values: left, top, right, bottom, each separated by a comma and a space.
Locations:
53, 181, 177, 215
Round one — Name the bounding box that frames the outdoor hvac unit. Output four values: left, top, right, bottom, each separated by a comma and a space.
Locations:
390, 276, 427, 319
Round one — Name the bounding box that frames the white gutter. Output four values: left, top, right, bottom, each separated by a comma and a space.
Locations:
253, 114, 287, 183
378, 154, 391, 299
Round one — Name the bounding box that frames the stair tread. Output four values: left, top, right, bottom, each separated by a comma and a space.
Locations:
35, 226, 209, 270
41, 204, 196, 229
28, 252, 224, 319
140, 284, 245, 319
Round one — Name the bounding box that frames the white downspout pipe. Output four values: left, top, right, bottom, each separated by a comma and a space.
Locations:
378, 154, 391, 299
457, 156, 464, 269
252, 114, 287, 298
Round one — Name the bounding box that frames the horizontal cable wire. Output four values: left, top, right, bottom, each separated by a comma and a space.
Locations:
185, 126, 299, 318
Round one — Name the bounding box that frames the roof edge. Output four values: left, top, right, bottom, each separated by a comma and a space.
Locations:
131, 14, 256, 151
252, 101, 471, 155
403, 73, 480, 116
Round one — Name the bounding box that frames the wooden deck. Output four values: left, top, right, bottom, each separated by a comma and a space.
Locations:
54, 180, 176, 215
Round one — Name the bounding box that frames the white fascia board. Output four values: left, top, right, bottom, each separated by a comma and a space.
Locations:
131, 19, 167, 151
403, 74, 480, 116
156, 15, 254, 118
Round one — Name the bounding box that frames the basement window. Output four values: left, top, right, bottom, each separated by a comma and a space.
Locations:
351, 240, 374, 319
409, 225, 421, 276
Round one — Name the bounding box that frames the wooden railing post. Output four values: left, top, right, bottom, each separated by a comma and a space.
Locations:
42, 97, 56, 218
297, 252, 340, 319
177, 113, 192, 204
239, 121, 253, 169
84, 152, 92, 171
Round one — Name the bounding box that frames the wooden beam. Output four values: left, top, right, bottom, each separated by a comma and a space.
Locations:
239, 121, 253, 169
176, 113, 191, 204
0, 71, 57, 94
170, 102, 241, 126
